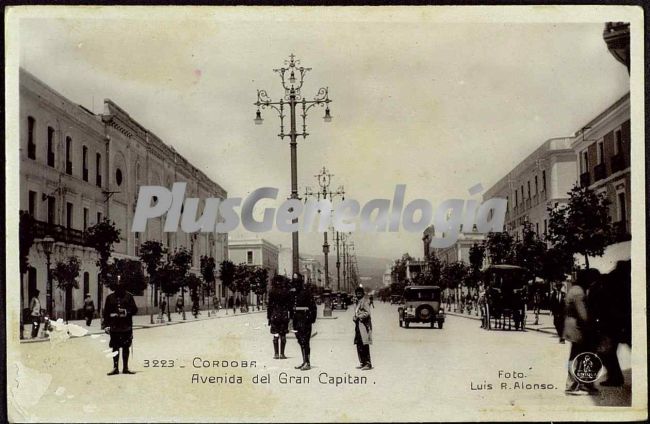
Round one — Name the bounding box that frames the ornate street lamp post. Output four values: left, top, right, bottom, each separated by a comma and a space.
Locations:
255, 54, 333, 275
304, 166, 344, 289
41, 236, 55, 317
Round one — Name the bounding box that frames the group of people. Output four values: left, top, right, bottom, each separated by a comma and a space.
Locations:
559, 260, 631, 395
267, 273, 374, 371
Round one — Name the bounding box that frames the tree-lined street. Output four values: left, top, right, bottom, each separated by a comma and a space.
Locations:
10, 302, 631, 422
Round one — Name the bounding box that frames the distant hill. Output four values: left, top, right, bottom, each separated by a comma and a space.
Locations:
315, 254, 393, 291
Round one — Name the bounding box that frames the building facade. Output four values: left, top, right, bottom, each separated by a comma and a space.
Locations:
20, 68, 228, 318
227, 238, 279, 305
483, 137, 577, 241
572, 93, 631, 241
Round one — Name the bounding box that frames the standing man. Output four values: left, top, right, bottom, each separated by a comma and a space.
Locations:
549, 282, 567, 343
368, 294, 375, 308
29, 289, 42, 338
268, 275, 291, 359
83, 294, 96, 326
353, 286, 373, 370
102, 278, 138, 376
292, 273, 317, 371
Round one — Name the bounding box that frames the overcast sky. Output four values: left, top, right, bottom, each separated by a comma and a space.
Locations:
17, 9, 630, 261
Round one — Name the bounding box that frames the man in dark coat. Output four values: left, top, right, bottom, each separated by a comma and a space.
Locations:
353, 286, 373, 370
267, 275, 291, 359
291, 273, 317, 371
102, 278, 138, 375
549, 282, 567, 343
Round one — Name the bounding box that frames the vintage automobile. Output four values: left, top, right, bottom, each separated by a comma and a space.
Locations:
331, 292, 348, 310
398, 286, 445, 329
390, 295, 403, 305
482, 264, 530, 331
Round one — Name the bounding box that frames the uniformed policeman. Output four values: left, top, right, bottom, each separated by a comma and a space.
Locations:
268, 275, 291, 359
102, 277, 138, 375
291, 273, 317, 371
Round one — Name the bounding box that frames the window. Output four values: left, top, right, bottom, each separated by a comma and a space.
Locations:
83, 207, 89, 230
542, 170, 546, 191
66, 202, 73, 229
27, 116, 36, 159
534, 176, 538, 195
617, 191, 627, 223
535, 222, 539, 235
97, 212, 102, 224
506, 196, 509, 212
47, 196, 56, 225
47, 127, 55, 167
65, 136, 73, 175
83, 272, 90, 297
527, 181, 531, 198
597, 141, 604, 165
115, 168, 123, 186
247, 251, 253, 264
28, 191, 37, 216
614, 129, 623, 155
580, 150, 589, 173
96, 153, 102, 187
82, 146, 88, 181
520, 186, 524, 203
514, 190, 518, 206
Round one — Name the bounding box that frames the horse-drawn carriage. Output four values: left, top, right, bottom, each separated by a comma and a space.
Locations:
481, 265, 530, 331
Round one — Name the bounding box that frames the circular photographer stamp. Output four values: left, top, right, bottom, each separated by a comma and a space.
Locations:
570, 352, 604, 384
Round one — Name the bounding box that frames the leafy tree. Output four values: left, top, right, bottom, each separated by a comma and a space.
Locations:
251, 267, 269, 306
158, 261, 179, 321
441, 261, 469, 290
85, 219, 121, 311
391, 253, 412, 284
469, 243, 486, 273
19, 211, 36, 337
539, 246, 575, 284
186, 273, 203, 315
52, 256, 81, 323
139, 240, 167, 322
513, 222, 546, 278
219, 260, 237, 310
485, 231, 515, 265
234, 264, 252, 310
425, 252, 443, 286
106, 259, 146, 294
170, 248, 193, 320
547, 184, 612, 269
200, 255, 217, 306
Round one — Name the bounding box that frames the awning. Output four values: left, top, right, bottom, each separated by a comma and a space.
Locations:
575, 241, 631, 273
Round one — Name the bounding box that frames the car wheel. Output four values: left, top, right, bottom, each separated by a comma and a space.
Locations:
430, 320, 435, 328
438, 321, 444, 329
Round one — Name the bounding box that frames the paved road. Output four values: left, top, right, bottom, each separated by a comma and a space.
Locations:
8, 302, 632, 422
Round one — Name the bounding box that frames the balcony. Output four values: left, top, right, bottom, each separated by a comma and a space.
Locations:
594, 163, 606, 182
610, 153, 626, 173
579, 172, 591, 187
66, 161, 73, 175
33, 219, 92, 247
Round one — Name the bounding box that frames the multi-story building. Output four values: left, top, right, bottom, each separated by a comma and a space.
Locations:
228, 238, 279, 305
572, 93, 631, 241
277, 247, 325, 286
483, 137, 577, 241
20, 68, 227, 318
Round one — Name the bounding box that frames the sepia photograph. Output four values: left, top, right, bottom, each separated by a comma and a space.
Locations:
4, 5, 647, 422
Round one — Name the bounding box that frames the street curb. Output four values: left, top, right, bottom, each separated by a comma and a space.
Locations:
19, 310, 266, 344
445, 311, 559, 336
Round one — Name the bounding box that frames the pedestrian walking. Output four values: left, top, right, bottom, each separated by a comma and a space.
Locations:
368, 294, 375, 308
291, 273, 317, 371
160, 297, 167, 321
268, 275, 291, 360
102, 279, 138, 376
588, 260, 630, 387
564, 269, 599, 395
549, 282, 566, 343
353, 286, 373, 370
175, 297, 184, 315
29, 289, 42, 338
83, 294, 96, 326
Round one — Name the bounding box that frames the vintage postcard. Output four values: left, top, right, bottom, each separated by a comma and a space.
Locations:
4, 5, 647, 422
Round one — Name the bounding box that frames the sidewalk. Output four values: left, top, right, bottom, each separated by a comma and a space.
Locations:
444, 305, 560, 337
20, 308, 266, 344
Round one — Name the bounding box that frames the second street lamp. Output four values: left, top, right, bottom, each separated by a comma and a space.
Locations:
255, 54, 333, 275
